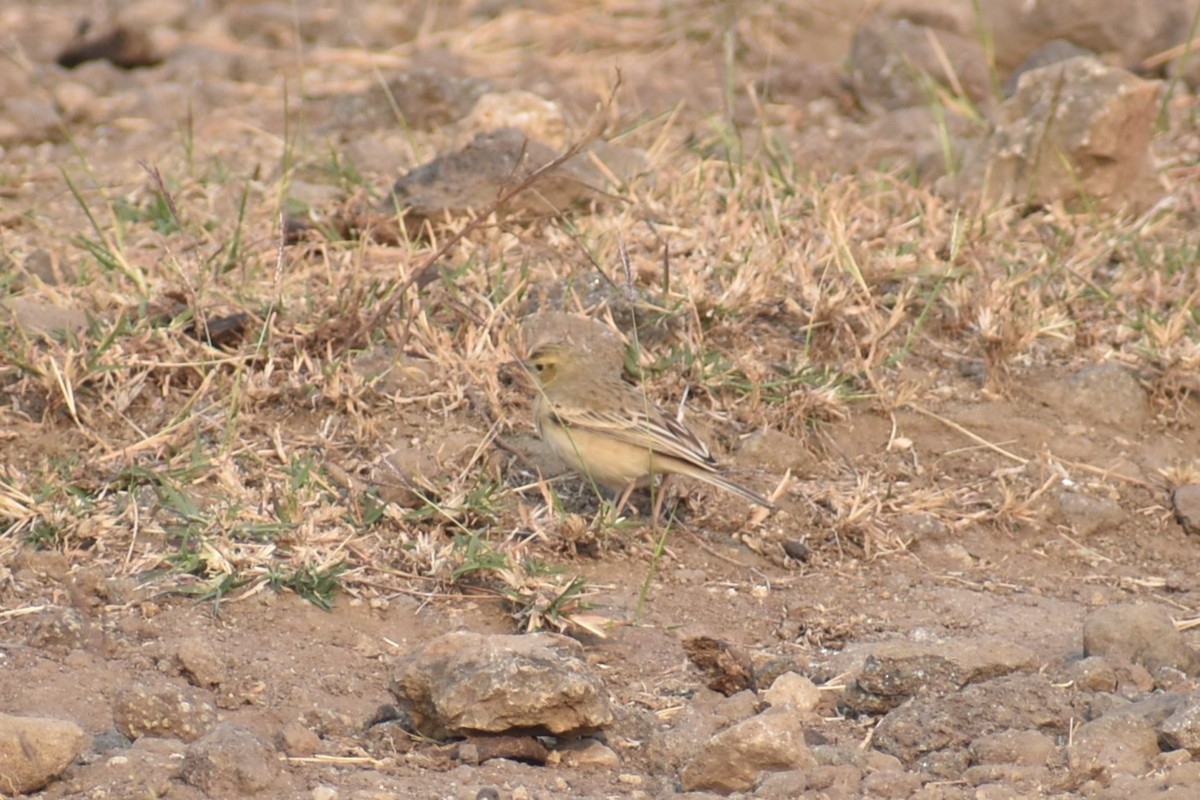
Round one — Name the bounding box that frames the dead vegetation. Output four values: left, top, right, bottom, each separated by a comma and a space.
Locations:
1, 0, 1198, 640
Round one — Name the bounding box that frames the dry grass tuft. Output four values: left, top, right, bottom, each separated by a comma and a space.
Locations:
3, 1, 1199, 628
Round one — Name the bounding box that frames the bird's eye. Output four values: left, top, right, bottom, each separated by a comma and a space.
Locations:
535, 363, 545, 372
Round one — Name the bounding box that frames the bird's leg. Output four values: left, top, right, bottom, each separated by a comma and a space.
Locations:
651, 474, 674, 529
612, 481, 637, 519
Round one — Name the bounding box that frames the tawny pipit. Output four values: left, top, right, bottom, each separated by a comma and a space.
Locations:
518, 341, 776, 518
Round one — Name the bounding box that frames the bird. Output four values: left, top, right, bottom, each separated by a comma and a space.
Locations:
517, 339, 777, 520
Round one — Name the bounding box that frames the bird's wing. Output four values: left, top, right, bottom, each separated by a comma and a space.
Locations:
551, 402, 718, 471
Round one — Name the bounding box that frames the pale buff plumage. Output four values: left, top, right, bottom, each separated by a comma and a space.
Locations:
520, 341, 776, 515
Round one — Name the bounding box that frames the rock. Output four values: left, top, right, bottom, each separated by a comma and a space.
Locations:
277, 720, 320, 757
454, 734, 549, 765
1061, 364, 1150, 430
713, 689, 760, 727
860, 768, 925, 798
944, 58, 1161, 213
1159, 695, 1200, 756
1068, 712, 1160, 780
968, 730, 1057, 766
28, 606, 89, 651
180, 722, 280, 795
680, 707, 817, 793
389, 631, 612, 739
373, 67, 488, 130
842, 636, 1038, 714
975, 0, 1195, 72
1172, 484, 1200, 536
1083, 604, 1200, 676
1066, 656, 1119, 693
556, 738, 620, 769
1002, 40, 1096, 97
849, 13, 991, 112
872, 673, 1072, 770
0, 96, 62, 146
1056, 491, 1126, 537
0, 713, 89, 794
386, 128, 606, 226
113, 680, 219, 742
805, 763, 862, 795
175, 638, 226, 688
462, 91, 568, 147
762, 672, 821, 713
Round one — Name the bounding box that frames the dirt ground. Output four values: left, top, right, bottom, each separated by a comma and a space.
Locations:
2, 1, 1200, 798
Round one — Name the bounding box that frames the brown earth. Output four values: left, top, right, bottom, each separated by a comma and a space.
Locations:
2, 1, 1200, 799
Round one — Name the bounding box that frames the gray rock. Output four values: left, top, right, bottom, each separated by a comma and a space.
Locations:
977, 0, 1194, 71
1172, 484, 1200, 536
112, 679, 219, 742
387, 128, 606, 222
872, 673, 1072, 770
1056, 491, 1126, 537
842, 636, 1038, 714
1083, 604, 1200, 676
1159, 695, 1200, 756
944, 58, 1161, 213
680, 707, 817, 793
180, 722, 280, 796
1003, 40, 1096, 97
0, 713, 89, 794
389, 631, 612, 739
849, 13, 991, 112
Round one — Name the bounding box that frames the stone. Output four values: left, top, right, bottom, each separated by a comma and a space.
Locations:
762, 672, 821, 713
680, 707, 817, 793
974, 0, 1195, 72
389, 631, 612, 739
968, 730, 1057, 766
842, 636, 1038, 714
1056, 491, 1126, 537
1002, 40, 1096, 97
462, 91, 567, 148
944, 58, 1161, 213
1083, 604, 1200, 676
556, 738, 620, 769
277, 720, 320, 757
1160, 696, 1200, 757
180, 722, 280, 795
1067, 657, 1119, 693
112, 679, 219, 742
176, 638, 226, 688
849, 13, 991, 113
386, 128, 606, 225
1068, 713, 1160, 780
0, 713, 89, 794
1172, 484, 1200, 536
861, 768, 925, 798
372, 67, 488, 131
872, 673, 1072, 770
28, 606, 89, 650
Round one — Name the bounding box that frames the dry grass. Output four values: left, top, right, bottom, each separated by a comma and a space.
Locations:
2, 0, 1199, 628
